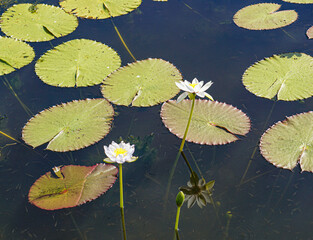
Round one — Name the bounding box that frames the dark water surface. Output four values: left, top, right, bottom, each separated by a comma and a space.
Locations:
1, 0, 313, 239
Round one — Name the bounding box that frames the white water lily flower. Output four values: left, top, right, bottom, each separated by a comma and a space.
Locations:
175, 78, 214, 103
103, 141, 138, 164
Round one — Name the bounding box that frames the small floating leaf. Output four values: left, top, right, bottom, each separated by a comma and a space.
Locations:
260, 112, 313, 172
306, 26, 313, 39
22, 99, 114, 152
233, 3, 297, 30
282, 0, 313, 3
60, 0, 142, 19
35, 39, 121, 87
0, 37, 35, 75
28, 164, 118, 210
101, 58, 182, 107
0, 4, 78, 42
161, 100, 250, 145
242, 53, 313, 101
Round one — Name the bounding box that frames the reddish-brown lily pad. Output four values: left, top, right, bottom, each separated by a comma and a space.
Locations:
28, 164, 118, 210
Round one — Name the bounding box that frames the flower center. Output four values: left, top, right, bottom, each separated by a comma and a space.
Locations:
114, 148, 128, 157
189, 83, 198, 88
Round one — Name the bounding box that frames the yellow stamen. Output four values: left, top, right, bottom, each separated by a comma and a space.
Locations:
114, 148, 128, 157
189, 83, 197, 88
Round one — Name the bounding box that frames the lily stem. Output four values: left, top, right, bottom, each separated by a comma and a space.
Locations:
174, 206, 181, 240
179, 96, 195, 152
119, 163, 127, 240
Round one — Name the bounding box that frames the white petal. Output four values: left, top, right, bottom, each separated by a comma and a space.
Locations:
198, 81, 204, 87
187, 195, 196, 208
191, 78, 199, 84
176, 92, 188, 103
126, 156, 138, 163
103, 157, 115, 163
186, 84, 196, 93
204, 92, 214, 101
201, 81, 213, 92
196, 91, 205, 98
111, 141, 119, 148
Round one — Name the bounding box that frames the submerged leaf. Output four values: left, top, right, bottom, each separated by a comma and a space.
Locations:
233, 3, 297, 30
242, 53, 313, 101
35, 39, 121, 87
161, 100, 250, 145
260, 112, 313, 172
0, 4, 78, 42
0, 37, 35, 75
28, 164, 118, 210
22, 99, 114, 152
60, 0, 142, 19
101, 58, 182, 107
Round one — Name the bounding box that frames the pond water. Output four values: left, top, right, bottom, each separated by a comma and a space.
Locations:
1, 0, 313, 239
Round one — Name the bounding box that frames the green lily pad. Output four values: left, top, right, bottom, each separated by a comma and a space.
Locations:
28, 163, 118, 210
101, 58, 182, 107
0, 37, 35, 76
22, 99, 114, 152
0, 4, 78, 42
161, 100, 250, 145
260, 112, 313, 172
282, 0, 313, 3
35, 39, 121, 87
233, 3, 298, 30
60, 0, 142, 19
306, 26, 313, 39
242, 53, 313, 101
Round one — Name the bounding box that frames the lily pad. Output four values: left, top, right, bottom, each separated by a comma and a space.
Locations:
242, 53, 313, 101
28, 164, 118, 210
0, 4, 78, 42
101, 58, 182, 107
260, 112, 313, 172
306, 26, 313, 39
60, 0, 142, 19
282, 0, 313, 3
22, 99, 114, 152
35, 39, 121, 87
233, 3, 297, 30
0, 37, 35, 76
161, 100, 250, 145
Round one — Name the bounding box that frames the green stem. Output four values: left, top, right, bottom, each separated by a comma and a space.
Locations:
174, 206, 181, 240
179, 96, 195, 152
180, 151, 193, 175
119, 164, 127, 240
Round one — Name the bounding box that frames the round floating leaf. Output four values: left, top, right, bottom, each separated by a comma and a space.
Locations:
260, 112, 313, 172
0, 4, 78, 42
282, 0, 313, 3
242, 53, 313, 101
28, 164, 118, 210
306, 26, 313, 39
161, 100, 250, 145
101, 58, 182, 107
0, 37, 35, 76
22, 99, 114, 152
60, 0, 142, 19
35, 39, 121, 87
233, 3, 297, 30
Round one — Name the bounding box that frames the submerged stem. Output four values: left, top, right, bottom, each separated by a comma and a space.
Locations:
174, 206, 181, 239
119, 164, 127, 240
